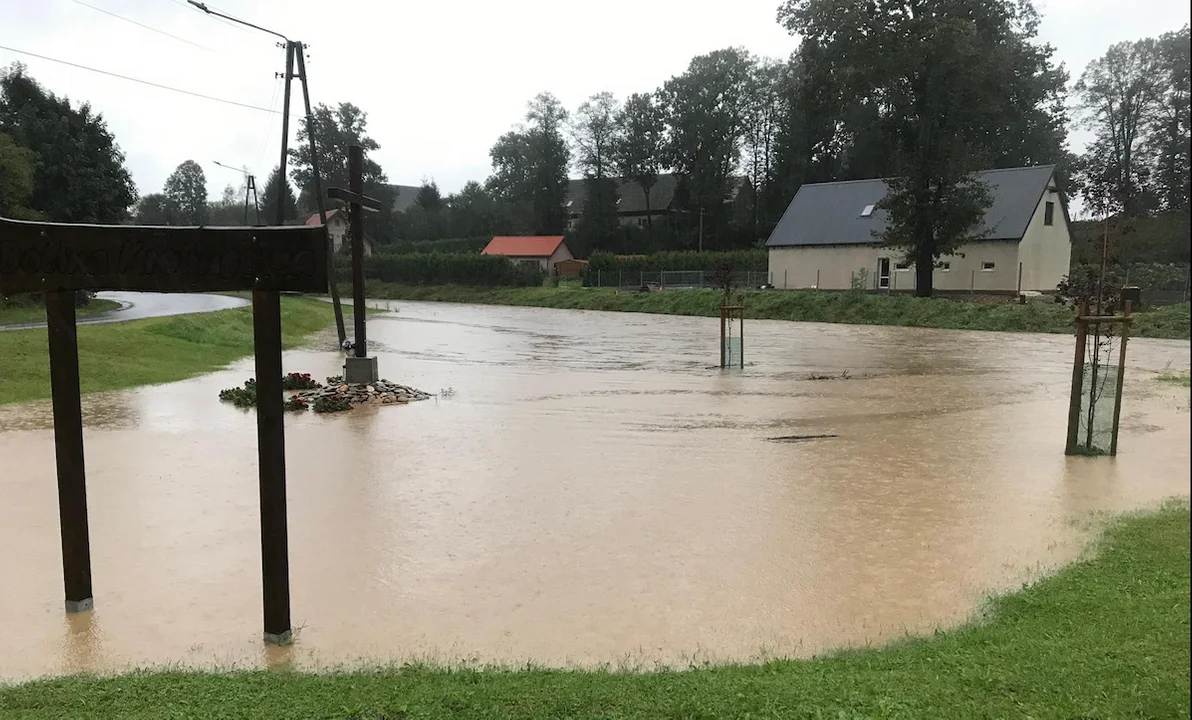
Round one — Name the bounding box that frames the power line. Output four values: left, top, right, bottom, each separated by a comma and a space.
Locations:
0, 44, 297, 118
69, 0, 214, 52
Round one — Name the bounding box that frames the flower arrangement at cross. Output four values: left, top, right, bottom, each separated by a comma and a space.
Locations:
312, 394, 352, 413
282, 372, 321, 391
283, 395, 309, 412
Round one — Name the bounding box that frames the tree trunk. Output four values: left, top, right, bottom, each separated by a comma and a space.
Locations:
914, 247, 934, 297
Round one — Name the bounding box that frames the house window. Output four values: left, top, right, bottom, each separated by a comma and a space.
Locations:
1044, 201, 1055, 226
981, 262, 996, 272
938, 262, 951, 272
860, 204, 876, 217
895, 262, 911, 271
637, 218, 648, 227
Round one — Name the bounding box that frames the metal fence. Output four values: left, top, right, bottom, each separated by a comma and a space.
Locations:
584, 269, 771, 290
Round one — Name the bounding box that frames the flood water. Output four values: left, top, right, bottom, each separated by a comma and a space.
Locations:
1, 301, 1188, 679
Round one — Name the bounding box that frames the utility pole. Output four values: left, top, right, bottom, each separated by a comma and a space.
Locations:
212, 161, 261, 225
188, 1, 347, 347
699, 206, 705, 252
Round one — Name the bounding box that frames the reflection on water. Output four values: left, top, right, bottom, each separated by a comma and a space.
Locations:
1, 302, 1188, 679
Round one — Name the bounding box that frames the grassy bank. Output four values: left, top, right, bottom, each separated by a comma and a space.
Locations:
0, 504, 1186, 717
366, 284, 1192, 340
0, 298, 121, 326
0, 298, 345, 405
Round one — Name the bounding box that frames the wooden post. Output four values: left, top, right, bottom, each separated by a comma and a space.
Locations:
348, 145, 367, 358
739, 304, 744, 369
719, 305, 726, 368
45, 290, 93, 612
1065, 302, 1088, 455
252, 290, 291, 643
1109, 301, 1132, 456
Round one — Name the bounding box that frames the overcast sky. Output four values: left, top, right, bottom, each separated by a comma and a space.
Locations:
2, 0, 1189, 203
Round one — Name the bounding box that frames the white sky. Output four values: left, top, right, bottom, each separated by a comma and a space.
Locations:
2, 0, 1189, 202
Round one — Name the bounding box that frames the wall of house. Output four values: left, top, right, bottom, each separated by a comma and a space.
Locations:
547, 244, 574, 272
1015, 183, 1071, 292
768, 240, 1021, 292
328, 217, 373, 257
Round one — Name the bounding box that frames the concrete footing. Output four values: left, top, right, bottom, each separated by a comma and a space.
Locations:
65, 597, 94, 613
343, 356, 378, 384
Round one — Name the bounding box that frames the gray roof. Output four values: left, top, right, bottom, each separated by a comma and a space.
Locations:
566, 174, 680, 216
387, 184, 423, 213
765, 165, 1058, 248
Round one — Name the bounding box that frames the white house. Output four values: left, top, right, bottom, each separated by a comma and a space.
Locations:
766, 165, 1072, 293
304, 209, 376, 257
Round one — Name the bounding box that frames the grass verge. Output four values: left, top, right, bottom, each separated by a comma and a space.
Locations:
1, 503, 1187, 719
1158, 371, 1192, 387
0, 298, 122, 326
0, 297, 346, 405
367, 284, 1192, 340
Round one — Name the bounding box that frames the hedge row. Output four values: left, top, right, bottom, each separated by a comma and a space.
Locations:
338, 252, 544, 287
1070, 262, 1189, 291
585, 250, 768, 274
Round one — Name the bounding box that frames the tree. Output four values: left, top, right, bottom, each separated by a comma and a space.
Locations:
259, 166, 297, 224
486, 92, 571, 235
1074, 38, 1165, 217
780, 0, 1068, 296
289, 102, 393, 215
162, 160, 208, 225
0, 63, 135, 223
612, 92, 666, 237
416, 180, 443, 212
658, 48, 756, 248
207, 183, 252, 226
572, 92, 622, 247
1147, 25, 1191, 212
0, 131, 38, 219
133, 193, 171, 225
742, 59, 785, 238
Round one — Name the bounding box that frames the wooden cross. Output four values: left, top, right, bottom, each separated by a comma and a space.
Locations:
0, 216, 328, 644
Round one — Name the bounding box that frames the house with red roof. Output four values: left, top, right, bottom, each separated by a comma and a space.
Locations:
482, 236, 574, 274
305, 209, 375, 258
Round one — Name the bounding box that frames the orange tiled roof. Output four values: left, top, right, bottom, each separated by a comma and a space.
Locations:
482, 236, 566, 257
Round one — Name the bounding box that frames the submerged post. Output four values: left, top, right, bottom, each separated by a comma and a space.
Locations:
1065, 302, 1088, 455
328, 146, 382, 384
45, 290, 93, 612
1109, 301, 1132, 456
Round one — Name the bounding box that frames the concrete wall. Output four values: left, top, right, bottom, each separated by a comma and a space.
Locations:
1016, 183, 1072, 292
768, 241, 1021, 292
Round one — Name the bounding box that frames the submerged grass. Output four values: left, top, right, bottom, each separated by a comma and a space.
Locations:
0, 298, 122, 326
1, 503, 1187, 719
367, 284, 1192, 340
0, 298, 346, 405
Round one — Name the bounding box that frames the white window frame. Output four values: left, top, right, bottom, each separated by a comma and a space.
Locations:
938, 262, 951, 272
981, 261, 996, 272
895, 262, 911, 272
860, 204, 876, 217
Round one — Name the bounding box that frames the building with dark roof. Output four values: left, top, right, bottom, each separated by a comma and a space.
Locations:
564, 173, 750, 231
765, 165, 1071, 293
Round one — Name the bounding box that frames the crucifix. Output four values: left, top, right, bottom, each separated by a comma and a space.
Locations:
0, 216, 328, 645
328, 144, 381, 384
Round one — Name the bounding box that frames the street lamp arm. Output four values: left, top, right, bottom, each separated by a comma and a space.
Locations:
186, 0, 290, 42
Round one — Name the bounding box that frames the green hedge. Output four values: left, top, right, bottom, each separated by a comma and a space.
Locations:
339, 252, 544, 287
585, 250, 767, 274
377, 237, 490, 255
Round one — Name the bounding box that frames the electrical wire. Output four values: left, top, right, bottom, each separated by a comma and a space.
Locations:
69, 0, 214, 52
255, 75, 283, 175
0, 44, 298, 118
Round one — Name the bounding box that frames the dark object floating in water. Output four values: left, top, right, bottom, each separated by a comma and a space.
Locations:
766, 434, 839, 442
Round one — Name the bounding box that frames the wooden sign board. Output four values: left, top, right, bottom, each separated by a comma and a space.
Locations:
1, 218, 326, 293
0, 215, 329, 645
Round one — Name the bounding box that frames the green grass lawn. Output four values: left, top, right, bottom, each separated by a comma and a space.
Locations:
0, 298, 122, 326
0, 297, 347, 405
366, 284, 1192, 340
1, 503, 1187, 719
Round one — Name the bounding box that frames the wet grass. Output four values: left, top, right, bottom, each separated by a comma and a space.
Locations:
0, 298, 122, 326
0, 298, 347, 405
367, 284, 1192, 340
1, 502, 1187, 719
1158, 370, 1192, 387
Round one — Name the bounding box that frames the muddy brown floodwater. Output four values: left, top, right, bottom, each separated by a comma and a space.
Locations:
1, 301, 1189, 679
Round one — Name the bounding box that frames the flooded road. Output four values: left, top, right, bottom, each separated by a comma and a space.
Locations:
1, 302, 1188, 679
0, 291, 249, 331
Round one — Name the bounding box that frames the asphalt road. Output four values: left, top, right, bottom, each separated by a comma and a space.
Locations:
0, 291, 250, 332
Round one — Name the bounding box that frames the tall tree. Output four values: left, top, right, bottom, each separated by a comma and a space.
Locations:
0, 131, 38, 219
162, 159, 208, 225
572, 92, 621, 247
0, 63, 135, 223
742, 59, 785, 237
612, 92, 666, 237
1074, 37, 1165, 216
487, 92, 571, 235
133, 193, 171, 225
416, 180, 443, 211
289, 102, 393, 214
259, 166, 297, 224
780, 0, 1067, 296
1147, 25, 1191, 212
658, 48, 755, 247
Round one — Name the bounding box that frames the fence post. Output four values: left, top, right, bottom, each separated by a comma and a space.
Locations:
970, 270, 975, 295
815, 269, 819, 290
1065, 302, 1089, 455
1017, 262, 1023, 295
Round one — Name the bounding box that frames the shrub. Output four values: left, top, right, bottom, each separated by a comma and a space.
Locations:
283, 395, 309, 412
282, 372, 320, 391
313, 394, 352, 413
338, 252, 546, 287
218, 378, 257, 408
